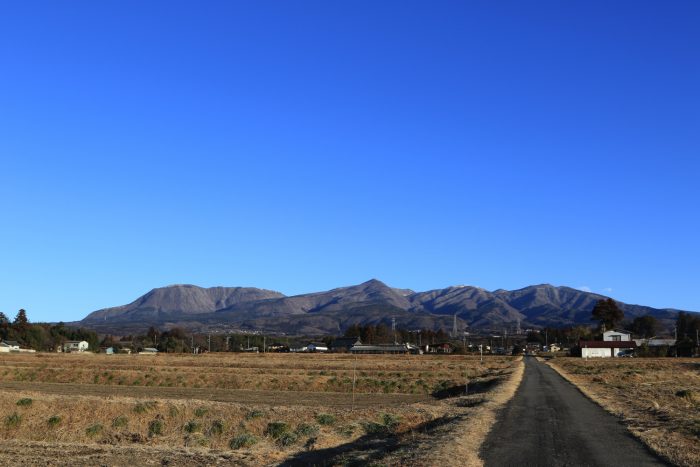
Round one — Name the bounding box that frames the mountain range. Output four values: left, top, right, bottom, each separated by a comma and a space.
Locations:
77, 279, 690, 336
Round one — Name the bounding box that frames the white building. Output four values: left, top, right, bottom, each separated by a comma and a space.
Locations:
0, 341, 20, 352
306, 342, 328, 352
63, 341, 89, 352
603, 330, 631, 342
580, 340, 636, 358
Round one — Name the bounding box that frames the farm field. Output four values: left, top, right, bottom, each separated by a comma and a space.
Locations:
547, 358, 700, 467
0, 352, 523, 466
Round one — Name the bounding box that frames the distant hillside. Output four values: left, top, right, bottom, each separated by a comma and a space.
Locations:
78, 280, 691, 335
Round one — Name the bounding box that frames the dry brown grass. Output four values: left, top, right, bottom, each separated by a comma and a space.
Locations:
0, 352, 521, 466
0, 352, 512, 394
547, 357, 700, 467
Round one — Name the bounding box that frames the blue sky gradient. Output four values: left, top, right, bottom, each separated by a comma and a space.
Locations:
1, 1, 698, 322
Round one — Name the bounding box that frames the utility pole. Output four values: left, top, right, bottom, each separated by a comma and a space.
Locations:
392, 317, 397, 344
208, 333, 211, 353
351, 355, 357, 411
226, 336, 230, 352
263, 334, 266, 353
191, 334, 194, 354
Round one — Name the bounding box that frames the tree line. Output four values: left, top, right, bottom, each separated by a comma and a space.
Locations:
342, 323, 451, 345
0, 309, 99, 351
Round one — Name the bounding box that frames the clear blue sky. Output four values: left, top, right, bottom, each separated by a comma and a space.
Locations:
1, 1, 698, 322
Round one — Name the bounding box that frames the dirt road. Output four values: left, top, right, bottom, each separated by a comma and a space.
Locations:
0, 380, 428, 408
481, 357, 667, 467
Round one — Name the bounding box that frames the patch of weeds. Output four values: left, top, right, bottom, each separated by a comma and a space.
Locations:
245, 409, 264, 420
295, 423, 319, 437
381, 413, 400, 432
195, 434, 210, 447
361, 421, 387, 435
86, 424, 103, 437
277, 431, 299, 447
335, 424, 355, 438
432, 380, 452, 393
184, 420, 201, 433
456, 396, 486, 408
676, 389, 695, 400
229, 433, 257, 449
112, 415, 129, 428
5, 413, 22, 428
47, 415, 62, 427
209, 419, 224, 436
194, 407, 209, 417
16, 398, 33, 407
148, 419, 164, 436
133, 401, 157, 414
265, 421, 291, 439
168, 406, 180, 417
315, 413, 336, 425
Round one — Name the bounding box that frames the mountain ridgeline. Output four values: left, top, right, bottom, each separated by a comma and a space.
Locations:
78, 280, 688, 336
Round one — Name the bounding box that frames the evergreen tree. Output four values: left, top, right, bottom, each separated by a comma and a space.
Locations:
13, 309, 29, 329
591, 299, 624, 331
630, 315, 658, 338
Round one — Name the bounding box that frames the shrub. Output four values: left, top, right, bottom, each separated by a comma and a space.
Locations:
5, 413, 22, 428
194, 407, 209, 417
295, 423, 319, 437
315, 413, 336, 426
265, 421, 290, 439
86, 424, 103, 437
676, 389, 695, 400
16, 398, 33, 407
112, 415, 129, 428
184, 420, 201, 433
209, 419, 224, 436
148, 419, 164, 436
229, 433, 258, 449
245, 410, 264, 420
47, 415, 62, 427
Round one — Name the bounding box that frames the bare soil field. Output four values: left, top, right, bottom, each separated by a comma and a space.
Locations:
547, 357, 700, 467
0, 352, 523, 466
